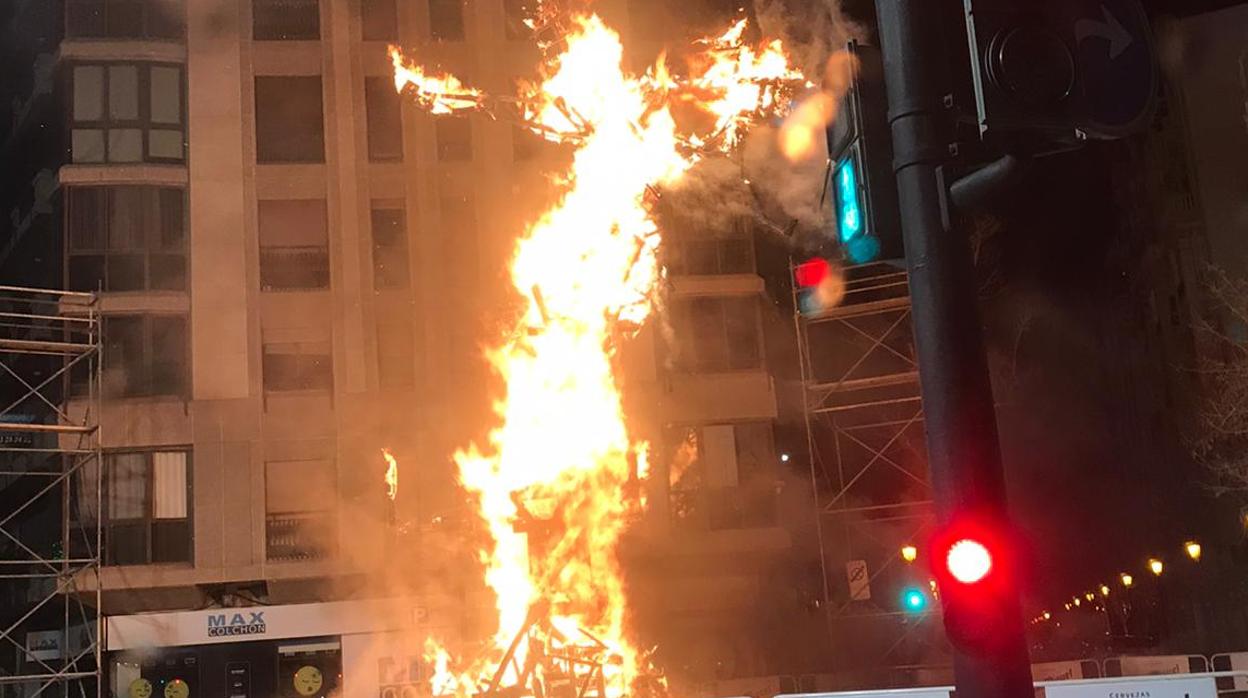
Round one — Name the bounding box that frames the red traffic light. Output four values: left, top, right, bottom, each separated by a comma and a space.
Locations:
945, 538, 993, 584
795, 258, 830, 288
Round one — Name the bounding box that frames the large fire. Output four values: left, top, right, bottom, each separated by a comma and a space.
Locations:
382, 448, 398, 501
390, 9, 806, 697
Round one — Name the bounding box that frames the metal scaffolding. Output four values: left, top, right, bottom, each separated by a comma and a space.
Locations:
792, 263, 947, 679
0, 285, 101, 698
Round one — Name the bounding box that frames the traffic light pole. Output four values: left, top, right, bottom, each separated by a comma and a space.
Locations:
873, 1, 1034, 696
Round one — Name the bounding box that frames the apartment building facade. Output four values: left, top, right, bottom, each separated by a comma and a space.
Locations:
0, 0, 819, 693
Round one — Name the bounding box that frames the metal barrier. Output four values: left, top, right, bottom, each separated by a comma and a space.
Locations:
1211, 654, 1248, 694
775, 670, 1248, 698
1104, 654, 1209, 677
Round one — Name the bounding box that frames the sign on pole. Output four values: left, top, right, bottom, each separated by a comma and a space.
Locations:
846, 560, 871, 601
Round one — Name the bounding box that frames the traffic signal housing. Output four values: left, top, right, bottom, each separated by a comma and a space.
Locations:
794, 257, 844, 317
961, 0, 1158, 148
826, 41, 902, 264
927, 519, 1023, 655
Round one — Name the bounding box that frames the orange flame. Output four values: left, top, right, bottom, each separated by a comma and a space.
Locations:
389, 47, 486, 114
382, 448, 398, 501
391, 11, 804, 696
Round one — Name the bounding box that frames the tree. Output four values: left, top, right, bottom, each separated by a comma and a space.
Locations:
1190, 268, 1248, 495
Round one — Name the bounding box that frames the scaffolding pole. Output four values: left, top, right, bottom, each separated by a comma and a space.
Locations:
0, 285, 101, 698
792, 262, 945, 679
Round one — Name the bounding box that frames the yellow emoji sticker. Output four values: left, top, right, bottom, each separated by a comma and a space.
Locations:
128, 678, 153, 698
164, 679, 189, 698
293, 666, 323, 696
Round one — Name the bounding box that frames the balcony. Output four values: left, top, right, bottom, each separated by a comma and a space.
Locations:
266, 512, 335, 562
65, 0, 185, 42
662, 369, 778, 423
670, 485, 780, 532
260, 246, 330, 291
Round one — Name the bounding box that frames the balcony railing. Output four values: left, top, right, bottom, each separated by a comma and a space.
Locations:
260, 246, 330, 291
670, 485, 779, 531
65, 0, 185, 40
266, 512, 335, 562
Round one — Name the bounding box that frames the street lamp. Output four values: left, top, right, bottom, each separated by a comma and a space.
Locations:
1085, 592, 1096, 601
1148, 558, 1164, 576
901, 544, 918, 563
1185, 540, 1202, 562
1042, 611, 1051, 620
1073, 597, 1081, 607
1100, 584, 1111, 597
1120, 573, 1134, 588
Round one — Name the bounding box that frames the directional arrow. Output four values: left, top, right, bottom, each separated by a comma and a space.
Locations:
1075, 5, 1133, 60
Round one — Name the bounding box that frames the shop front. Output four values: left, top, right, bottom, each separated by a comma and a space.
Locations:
105, 599, 434, 698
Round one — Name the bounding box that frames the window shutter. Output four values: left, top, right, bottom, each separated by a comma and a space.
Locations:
701, 425, 739, 488
152, 451, 188, 519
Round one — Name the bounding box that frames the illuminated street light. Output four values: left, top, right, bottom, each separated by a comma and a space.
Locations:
1064, 603, 1071, 611
780, 453, 791, 463
1148, 558, 1164, 576
1085, 592, 1095, 601
1073, 597, 1081, 607
901, 544, 918, 563
1099, 584, 1111, 597
1185, 540, 1202, 562
1042, 611, 1051, 620
1120, 573, 1134, 588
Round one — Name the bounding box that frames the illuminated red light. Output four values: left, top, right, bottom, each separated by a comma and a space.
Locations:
795, 258, 830, 287
946, 538, 993, 584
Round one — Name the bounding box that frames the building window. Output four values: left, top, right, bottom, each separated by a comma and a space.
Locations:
428, 0, 464, 41
503, 0, 533, 40
66, 0, 185, 38
77, 450, 192, 565
70, 63, 185, 164
513, 125, 543, 161
66, 186, 186, 292
102, 314, 188, 397
361, 0, 398, 40
255, 76, 325, 163
259, 199, 330, 290
376, 321, 415, 388
667, 423, 777, 530
669, 296, 762, 372
440, 195, 477, 291
666, 224, 755, 276
265, 459, 335, 561
436, 116, 471, 161
365, 77, 403, 162
371, 203, 409, 290
253, 0, 319, 40
263, 342, 333, 391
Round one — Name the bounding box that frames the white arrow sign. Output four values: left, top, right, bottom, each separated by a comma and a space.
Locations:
1076, 6, 1133, 60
